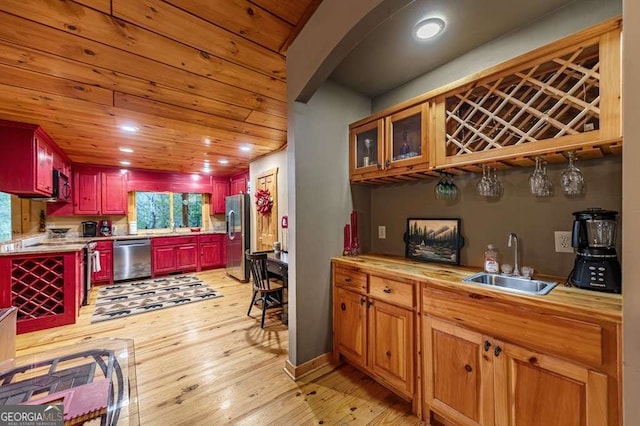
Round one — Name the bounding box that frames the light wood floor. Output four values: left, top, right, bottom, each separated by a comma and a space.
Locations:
15, 270, 424, 425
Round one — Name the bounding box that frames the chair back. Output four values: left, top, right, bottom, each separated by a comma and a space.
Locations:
245, 250, 272, 291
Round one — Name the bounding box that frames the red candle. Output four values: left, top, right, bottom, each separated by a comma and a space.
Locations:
351, 210, 358, 242
344, 224, 351, 251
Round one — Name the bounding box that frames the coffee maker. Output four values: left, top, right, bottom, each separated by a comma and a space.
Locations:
98, 220, 113, 237
81, 221, 98, 237
569, 208, 621, 293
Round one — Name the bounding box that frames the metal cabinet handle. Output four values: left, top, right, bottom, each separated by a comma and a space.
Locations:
464, 364, 473, 373
360, 297, 366, 305
385, 160, 390, 168
344, 277, 352, 283
340, 303, 346, 311
377, 163, 382, 169
367, 300, 373, 308
383, 287, 391, 294
483, 340, 491, 352
494, 346, 502, 357
386, 350, 392, 358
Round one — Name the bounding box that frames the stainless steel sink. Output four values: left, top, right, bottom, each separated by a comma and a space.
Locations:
462, 272, 558, 296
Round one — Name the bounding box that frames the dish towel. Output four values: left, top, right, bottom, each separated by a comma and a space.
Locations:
92, 250, 101, 273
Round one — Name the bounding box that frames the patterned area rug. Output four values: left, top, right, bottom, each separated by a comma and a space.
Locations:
91, 275, 222, 323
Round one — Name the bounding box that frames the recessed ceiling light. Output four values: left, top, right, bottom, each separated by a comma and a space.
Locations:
219, 159, 229, 164
414, 17, 445, 40
119, 147, 134, 153
240, 145, 251, 152
119, 160, 131, 166
119, 124, 139, 133
204, 138, 211, 146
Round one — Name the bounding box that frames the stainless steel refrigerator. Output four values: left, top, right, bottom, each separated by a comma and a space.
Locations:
225, 193, 250, 282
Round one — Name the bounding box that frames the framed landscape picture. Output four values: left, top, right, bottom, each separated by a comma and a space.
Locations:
405, 218, 462, 265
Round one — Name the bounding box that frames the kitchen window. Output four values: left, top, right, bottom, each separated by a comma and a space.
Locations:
135, 192, 202, 230
0, 192, 11, 242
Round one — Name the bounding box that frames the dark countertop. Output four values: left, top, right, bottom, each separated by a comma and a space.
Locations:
333, 254, 622, 323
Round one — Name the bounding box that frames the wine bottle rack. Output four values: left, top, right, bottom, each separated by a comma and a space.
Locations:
11, 257, 65, 320
444, 42, 601, 157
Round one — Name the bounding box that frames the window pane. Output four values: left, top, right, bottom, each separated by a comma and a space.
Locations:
0, 192, 11, 242
173, 193, 202, 228
135, 192, 170, 229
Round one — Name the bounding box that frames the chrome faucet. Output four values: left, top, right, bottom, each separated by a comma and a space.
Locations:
508, 233, 520, 276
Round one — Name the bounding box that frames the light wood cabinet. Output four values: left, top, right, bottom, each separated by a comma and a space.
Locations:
368, 298, 414, 397
349, 104, 429, 182
422, 285, 619, 425
347, 20, 621, 185
334, 286, 367, 367
333, 265, 416, 400
495, 341, 608, 426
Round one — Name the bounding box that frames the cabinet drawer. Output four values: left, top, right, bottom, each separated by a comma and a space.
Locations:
153, 236, 198, 246
422, 286, 604, 368
198, 234, 224, 243
370, 276, 414, 308
334, 266, 367, 291
94, 240, 113, 250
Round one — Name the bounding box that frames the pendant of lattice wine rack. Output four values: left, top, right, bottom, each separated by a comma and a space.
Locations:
434, 27, 621, 169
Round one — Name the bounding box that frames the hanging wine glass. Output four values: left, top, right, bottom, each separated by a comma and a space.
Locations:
489, 167, 503, 198
529, 157, 552, 197
477, 165, 490, 197
561, 151, 585, 195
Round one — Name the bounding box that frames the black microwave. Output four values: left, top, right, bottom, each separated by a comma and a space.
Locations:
52, 169, 71, 203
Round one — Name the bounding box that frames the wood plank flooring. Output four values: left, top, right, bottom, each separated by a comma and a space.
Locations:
15, 270, 424, 425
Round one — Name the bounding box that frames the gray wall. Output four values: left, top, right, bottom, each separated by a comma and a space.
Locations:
370, 157, 621, 277
373, 0, 621, 112
622, 0, 640, 423
288, 81, 371, 364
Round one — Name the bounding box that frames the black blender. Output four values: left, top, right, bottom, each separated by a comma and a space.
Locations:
569, 208, 621, 293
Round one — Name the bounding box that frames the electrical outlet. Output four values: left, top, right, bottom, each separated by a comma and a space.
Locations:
378, 226, 386, 239
554, 231, 573, 253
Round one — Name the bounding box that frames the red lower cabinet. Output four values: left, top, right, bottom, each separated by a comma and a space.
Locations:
199, 234, 225, 270
151, 236, 198, 277
91, 241, 113, 285
153, 246, 176, 275
0, 251, 82, 334
176, 244, 198, 271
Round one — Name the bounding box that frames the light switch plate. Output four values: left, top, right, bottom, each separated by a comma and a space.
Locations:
554, 231, 573, 253
378, 226, 386, 239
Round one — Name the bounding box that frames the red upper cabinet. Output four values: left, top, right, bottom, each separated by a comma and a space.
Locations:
230, 172, 248, 195
0, 121, 58, 197
35, 138, 53, 193
101, 171, 127, 215
74, 167, 127, 215
212, 179, 229, 214
75, 169, 101, 215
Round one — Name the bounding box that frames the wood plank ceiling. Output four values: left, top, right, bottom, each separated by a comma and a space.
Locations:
0, 0, 321, 176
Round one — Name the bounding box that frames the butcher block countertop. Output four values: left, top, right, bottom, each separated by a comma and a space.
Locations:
332, 254, 622, 323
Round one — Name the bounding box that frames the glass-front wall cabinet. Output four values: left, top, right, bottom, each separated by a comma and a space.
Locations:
386, 103, 428, 168
350, 118, 384, 177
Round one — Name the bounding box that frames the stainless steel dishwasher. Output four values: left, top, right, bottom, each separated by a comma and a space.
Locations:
113, 239, 151, 281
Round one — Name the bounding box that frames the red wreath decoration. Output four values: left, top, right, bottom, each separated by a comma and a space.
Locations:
255, 188, 273, 216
